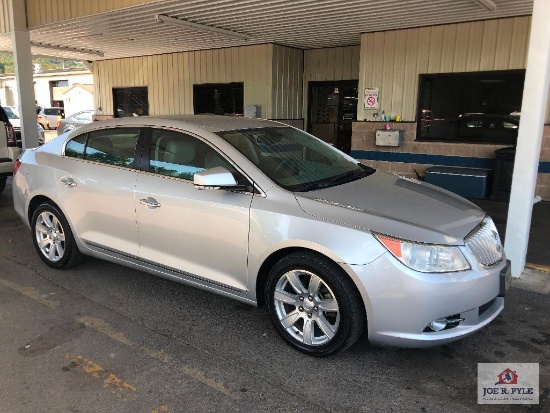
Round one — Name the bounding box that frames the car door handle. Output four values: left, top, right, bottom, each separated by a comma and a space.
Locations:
60, 177, 77, 188
139, 197, 161, 209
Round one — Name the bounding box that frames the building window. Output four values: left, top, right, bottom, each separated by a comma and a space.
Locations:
113, 87, 149, 118
193, 83, 244, 116
417, 70, 524, 144
50, 79, 69, 107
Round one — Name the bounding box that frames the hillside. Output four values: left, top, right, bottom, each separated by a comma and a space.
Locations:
0, 53, 84, 74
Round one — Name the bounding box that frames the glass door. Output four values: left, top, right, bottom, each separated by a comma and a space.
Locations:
307, 81, 358, 154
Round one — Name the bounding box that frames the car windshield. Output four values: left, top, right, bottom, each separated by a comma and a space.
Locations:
216, 126, 374, 191
3, 107, 18, 119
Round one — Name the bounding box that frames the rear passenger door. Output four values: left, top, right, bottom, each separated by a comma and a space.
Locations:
134, 128, 253, 291
59, 127, 142, 255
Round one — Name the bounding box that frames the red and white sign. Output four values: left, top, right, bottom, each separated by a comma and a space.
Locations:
364, 87, 379, 109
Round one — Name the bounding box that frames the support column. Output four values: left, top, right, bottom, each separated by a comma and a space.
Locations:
504, 0, 550, 277
9, 0, 39, 149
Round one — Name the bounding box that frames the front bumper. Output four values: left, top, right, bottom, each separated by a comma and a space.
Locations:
349, 253, 507, 348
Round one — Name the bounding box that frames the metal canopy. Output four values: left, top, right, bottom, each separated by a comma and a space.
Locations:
0, 0, 534, 61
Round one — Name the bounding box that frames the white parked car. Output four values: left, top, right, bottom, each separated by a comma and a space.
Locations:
2, 106, 46, 147
37, 106, 65, 130
0, 106, 21, 193
12, 115, 509, 356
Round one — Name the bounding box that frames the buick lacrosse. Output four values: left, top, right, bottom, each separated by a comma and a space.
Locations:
13, 115, 509, 356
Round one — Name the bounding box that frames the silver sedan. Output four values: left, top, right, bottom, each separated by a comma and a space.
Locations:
12, 115, 508, 356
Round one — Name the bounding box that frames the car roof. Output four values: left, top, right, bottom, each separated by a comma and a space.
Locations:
154, 115, 284, 132
77, 115, 285, 133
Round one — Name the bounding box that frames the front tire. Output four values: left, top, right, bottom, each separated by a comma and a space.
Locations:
31, 202, 83, 269
265, 252, 365, 356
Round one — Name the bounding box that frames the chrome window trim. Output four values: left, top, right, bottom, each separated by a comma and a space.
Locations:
61, 125, 266, 197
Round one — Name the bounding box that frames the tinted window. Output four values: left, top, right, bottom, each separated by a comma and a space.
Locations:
85, 128, 140, 167
113, 87, 148, 118
65, 134, 87, 159
417, 70, 524, 144
65, 128, 140, 167
149, 129, 237, 181
193, 83, 244, 116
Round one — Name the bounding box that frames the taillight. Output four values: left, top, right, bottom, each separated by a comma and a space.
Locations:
13, 159, 22, 175
56, 120, 61, 128
5, 122, 16, 147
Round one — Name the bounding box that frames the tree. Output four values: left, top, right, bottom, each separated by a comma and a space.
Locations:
0, 52, 84, 74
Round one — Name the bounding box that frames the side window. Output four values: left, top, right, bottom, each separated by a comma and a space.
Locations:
85, 128, 140, 167
149, 129, 237, 181
64, 134, 87, 159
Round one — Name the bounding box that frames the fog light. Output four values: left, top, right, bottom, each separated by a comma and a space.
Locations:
428, 318, 449, 332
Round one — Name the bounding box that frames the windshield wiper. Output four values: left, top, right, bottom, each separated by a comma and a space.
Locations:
294, 169, 373, 192
293, 181, 333, 192
326, 169, 373, 185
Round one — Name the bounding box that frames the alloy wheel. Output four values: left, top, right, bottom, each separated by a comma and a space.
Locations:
273, 269, 340, 346
34, 211, 66, 262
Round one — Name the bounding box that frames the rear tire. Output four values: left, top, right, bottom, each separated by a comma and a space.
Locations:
265, 252, 365, 356
31, 202, 83, 269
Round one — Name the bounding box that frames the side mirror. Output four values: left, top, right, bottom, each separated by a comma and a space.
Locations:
194, 166, 247, 191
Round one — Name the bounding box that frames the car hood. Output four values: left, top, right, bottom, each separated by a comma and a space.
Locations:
294, 171, 485, 245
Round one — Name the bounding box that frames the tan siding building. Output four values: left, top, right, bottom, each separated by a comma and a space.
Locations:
25, 0, 155, 27
93, 44, 304, 122
358, 17, 532, 122
353, 16, 550, 200
2, 1, 548, 199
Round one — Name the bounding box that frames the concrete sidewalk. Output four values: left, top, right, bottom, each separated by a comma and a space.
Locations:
514, 267, 550, 295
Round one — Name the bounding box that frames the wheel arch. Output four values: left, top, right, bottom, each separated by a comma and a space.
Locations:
27, 195, 62, 225
255, 246, 368, 319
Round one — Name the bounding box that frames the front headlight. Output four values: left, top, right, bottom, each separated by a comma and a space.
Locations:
374, 234, 471, 273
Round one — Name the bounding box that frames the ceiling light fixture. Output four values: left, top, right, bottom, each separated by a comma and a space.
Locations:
473, 0, 497, 11
30, 42, 104, 57
154, 14, 249, 40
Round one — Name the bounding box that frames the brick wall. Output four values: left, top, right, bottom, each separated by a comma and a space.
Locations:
351, 122, 550, 200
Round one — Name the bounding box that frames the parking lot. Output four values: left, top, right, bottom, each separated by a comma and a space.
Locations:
1, 176, 549, 413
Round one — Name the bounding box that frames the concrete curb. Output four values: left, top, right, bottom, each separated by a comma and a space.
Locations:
512, 267, 550, 294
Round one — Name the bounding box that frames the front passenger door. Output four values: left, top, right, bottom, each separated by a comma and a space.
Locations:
135, 128, 253, 291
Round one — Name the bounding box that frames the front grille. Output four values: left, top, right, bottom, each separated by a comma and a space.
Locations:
465, 218, 503, 267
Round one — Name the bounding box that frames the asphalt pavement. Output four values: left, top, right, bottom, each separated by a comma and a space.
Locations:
1, 176, 549, 413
